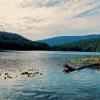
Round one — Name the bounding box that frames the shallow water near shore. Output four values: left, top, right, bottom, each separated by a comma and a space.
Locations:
0, 51, 100, 100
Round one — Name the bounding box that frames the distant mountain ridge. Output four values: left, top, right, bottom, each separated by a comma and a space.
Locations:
37, 34, 100, 46
0, 31, 100, 52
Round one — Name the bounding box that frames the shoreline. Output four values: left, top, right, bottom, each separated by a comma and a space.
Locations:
0, 49, 100, 53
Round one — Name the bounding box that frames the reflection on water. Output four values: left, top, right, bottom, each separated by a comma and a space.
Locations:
0, 51, 100, 100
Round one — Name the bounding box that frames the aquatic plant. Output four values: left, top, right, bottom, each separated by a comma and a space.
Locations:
71, 57, 100, 65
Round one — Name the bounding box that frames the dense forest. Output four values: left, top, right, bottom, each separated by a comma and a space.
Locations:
0, 31, 50, 50
38, 34, 100, 46
0, 31, 100, 52
52, 38, 100, 52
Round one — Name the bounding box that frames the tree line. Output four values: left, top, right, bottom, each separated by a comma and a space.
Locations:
0, 31, 50, 50
0, 31, 100, 52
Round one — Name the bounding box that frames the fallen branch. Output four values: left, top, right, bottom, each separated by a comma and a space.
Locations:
63, 63, 100, 73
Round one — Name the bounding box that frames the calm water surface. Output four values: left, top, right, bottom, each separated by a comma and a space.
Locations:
0, 51, 100, 100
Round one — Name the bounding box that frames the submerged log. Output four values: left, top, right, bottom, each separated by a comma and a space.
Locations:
63, 63, 100, 73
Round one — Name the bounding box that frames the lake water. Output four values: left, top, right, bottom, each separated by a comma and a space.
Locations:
0, 51, 100, 100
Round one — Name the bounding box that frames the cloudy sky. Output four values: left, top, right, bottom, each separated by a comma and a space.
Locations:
0, 0, 100, 40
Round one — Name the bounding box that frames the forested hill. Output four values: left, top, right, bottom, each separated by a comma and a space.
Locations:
0, 31, 100, 52
51, 38, 100, 52
0, 31, 50, 50
38, 34, 100, 46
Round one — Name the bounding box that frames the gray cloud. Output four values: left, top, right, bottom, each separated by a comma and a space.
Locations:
20, 0, 68, 8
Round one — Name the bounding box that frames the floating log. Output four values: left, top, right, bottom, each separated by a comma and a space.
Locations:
63, 63, 100, 73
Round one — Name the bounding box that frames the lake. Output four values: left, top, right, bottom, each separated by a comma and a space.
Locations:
0, 51, 100, 100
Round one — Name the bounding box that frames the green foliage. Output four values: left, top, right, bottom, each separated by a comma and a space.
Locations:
0, 31, 100, 52
0, 31, 50, 50
52, 38, 100, 52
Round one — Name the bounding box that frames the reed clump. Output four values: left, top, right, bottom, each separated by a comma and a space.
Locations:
71, 57, 100, 65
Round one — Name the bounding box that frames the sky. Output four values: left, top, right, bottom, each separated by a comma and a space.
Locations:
0, 0, 100, 40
